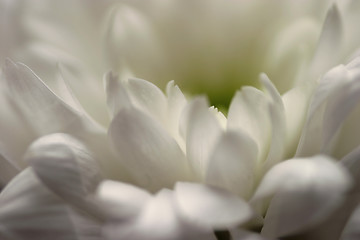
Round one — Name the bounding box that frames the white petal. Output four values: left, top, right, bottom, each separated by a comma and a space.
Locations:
126, 78, 167, 123
109, 108, 193, 192
206, 131, 257, 199
96, 180, 151, 220
175, 182, 253, 229
165, 80, 187, 150
281, 84, 312, 158
104, 189, 216, 240
0, 168, 102, 240
252, 155, 352, 238
185, 97, 222, 178
104, 71, 132, 117
58, 63, 110, 126
259, 74, 286, 171
104, 74, 169, 125
228, 86, 271, 162
0, 60, 97, 166
296, 58, 360, 157
310, 3, 343, 77
24, 134, 101, 209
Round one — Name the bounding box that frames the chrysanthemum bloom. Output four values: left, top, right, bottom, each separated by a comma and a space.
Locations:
1, 0, 360, 240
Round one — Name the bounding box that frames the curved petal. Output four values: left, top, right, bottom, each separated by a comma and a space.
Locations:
24, 133, 101, 210
104, 71, 132, 118
185, 97, 222, 178
0, 60, 99, 167
0, 168, 102, 240
310, 3, 343, 77
104, 189, 216, 240
252, 155, 352, 238
96, 180, 151, 220
109, 107, 193, 192
228, 86, 271, 163
227, 74, 285, 171
296, 57, 360, 157
175, 182, 253, 229
259, 74, 286, 171
205, 130, 257, 199
165, 80, 187, 150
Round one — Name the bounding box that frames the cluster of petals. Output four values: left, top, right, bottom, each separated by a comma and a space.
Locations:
1, 0, 360, 240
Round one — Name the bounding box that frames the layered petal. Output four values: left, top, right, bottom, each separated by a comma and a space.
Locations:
184, 97, 223, 178
252, 155, 352, 238
0, 168, 102, 240
96, 180, 151, 220
205, 131, 257, 199
109, 107, 193, 191
174, 182, 253, 230
103, 187, 216, 240
0, 60, 99, 168
296, 57, 360, 158
24, 134, 102, 212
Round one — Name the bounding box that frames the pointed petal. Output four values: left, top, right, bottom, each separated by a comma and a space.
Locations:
165, 80, 187, 150
310, 3, 343, 77
104, 71, 132, 117
25, 134, 101, 209
185, 97, 222, 178
252, 155, 351, 238
206, 131, 257, 199
296, 57, 360, 157
228, 86, 271, 162
0, 60, 96, 166
58, 63, 110, 126
259, 74, 286, 171
105, 74, 169, 126
0, 168, 102, 240
109, 107, 192, 192
175, 182, 253, 229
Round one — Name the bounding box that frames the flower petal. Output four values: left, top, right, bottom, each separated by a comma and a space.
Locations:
259, 74, 286, 171
296, 57, 360, 157
0, 60, 97, 167
104, 189, 216, 240
206, 131, 257, 199
96, 180, 151, 220
175, 182, 253, 229
24, 133, 101, 210
109, 107, 192, 192
228, 86, 271, 162
165, 80, 187, 150
310, 3, 343, 77
252, 155, 352, 238
185, 97, 222, 178
0, 168, 102, 240
104, 71, 132, 117
105, 76, 168, 124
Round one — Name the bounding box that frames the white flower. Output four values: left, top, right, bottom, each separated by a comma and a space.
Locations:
1, 1, 360, 240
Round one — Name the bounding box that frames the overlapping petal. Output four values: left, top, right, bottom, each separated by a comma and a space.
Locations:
0, 168, 102, 240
